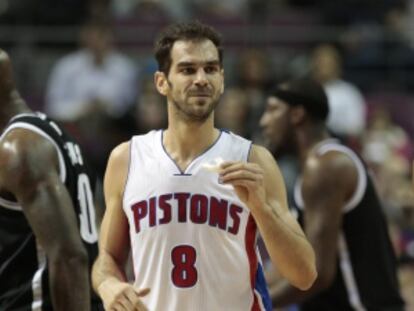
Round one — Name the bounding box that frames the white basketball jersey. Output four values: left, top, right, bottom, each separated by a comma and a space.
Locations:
123, 130, 272, 311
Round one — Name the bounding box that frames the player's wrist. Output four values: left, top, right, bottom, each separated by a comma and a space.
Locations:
97, 277, 123, 299
249, 201, 275, 220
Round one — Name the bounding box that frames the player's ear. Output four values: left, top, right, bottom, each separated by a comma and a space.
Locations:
290, 105, 306, 125
154, 71, 168, 96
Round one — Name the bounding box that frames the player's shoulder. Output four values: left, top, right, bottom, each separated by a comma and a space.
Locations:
247, 144, 282, 182
104, 141, 132, 192
222, 130, 250, 144
220, 130, 252, 160
109, 141, 130, 164
308, 144, 357, 174
0, 128, 59, 185
248, 144, 274, 165
303, 144, 358, 189
129, 130, 161, 151
0, 127, 56, 162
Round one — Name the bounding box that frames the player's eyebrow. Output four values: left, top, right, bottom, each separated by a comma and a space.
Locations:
176, 60, 220, 67
205, 60, 221, 67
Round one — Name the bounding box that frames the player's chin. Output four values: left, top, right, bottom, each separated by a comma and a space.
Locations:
193, 103, 214, 115
189, 97, 210, 106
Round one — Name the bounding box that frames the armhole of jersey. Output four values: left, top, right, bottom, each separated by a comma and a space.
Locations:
3, 123, 67, 183
294, 146, 367, 213
0, 196, 22, 211
8, 112, 38, 122
0, 122, 67, 211
246, 141, 253, 163
318, 145, 367, 213
122, 139, 134, 210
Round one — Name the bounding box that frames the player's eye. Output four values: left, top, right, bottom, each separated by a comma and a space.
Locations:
181, 67, 196, 74
204, 66, 218, 74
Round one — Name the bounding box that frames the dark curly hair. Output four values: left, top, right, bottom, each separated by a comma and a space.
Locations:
154, 20, 223, 75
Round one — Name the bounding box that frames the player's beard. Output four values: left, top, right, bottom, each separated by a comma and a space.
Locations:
171, 97, 219, 123
267, 123, 297, 158
168, 80, 220, 123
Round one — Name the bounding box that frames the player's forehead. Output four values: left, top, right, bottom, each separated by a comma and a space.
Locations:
267, 96, 288, 108
170, 39, 220, 67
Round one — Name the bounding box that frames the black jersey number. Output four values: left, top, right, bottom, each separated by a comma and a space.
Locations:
77, 173, 98, 243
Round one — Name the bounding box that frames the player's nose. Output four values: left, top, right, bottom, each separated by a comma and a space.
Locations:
259, 112, 268, 128
194, 69, 208, 86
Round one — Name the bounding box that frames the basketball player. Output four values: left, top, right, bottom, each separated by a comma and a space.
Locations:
0, 50, 102, 310
92, 21, 317, 311
260, 78, 404, 310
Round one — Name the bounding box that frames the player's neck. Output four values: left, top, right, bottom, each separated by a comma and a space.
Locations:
163, 118, 220, 170
0, 91, 30, 130
296, 125, 330, 164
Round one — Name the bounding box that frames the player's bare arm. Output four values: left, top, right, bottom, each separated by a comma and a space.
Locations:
219, 144, 317, 290
0, 129, 90, 311
92, 142, 149, 311
269, 150, 358, 306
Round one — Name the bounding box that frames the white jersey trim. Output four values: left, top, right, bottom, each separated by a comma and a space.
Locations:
9, 112, 40, 121
160, 129, 225, 175
246, 141, 253, 163
317, 143, 367, 213
338, 232, 366, 311
0, 196, 21, 211
294, 141, 367, 213
2, 122, 67, 182
31, 240, 47, 311
0, 123, 67, 212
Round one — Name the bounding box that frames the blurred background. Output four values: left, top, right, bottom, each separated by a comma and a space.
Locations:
1, 0, 413, 308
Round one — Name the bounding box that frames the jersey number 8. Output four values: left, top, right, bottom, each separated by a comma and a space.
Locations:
171, 245, 198, 288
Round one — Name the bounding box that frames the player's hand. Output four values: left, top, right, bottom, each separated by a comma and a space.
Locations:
98, 278, 150, 311
219, 161, 265, 211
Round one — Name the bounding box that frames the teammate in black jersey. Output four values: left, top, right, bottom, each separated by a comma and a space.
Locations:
0, 50, 102, 310
260, 78, 404, 310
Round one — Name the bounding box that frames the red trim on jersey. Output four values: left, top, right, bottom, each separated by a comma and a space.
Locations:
245, 214, 261, 311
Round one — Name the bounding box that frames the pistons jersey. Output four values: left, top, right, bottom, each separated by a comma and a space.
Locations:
293, 139, 404, 311
0, 112, 101, 310
123, 130, 272, 311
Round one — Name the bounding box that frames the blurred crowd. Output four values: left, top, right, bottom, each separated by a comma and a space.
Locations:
1, 0, 414, 308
